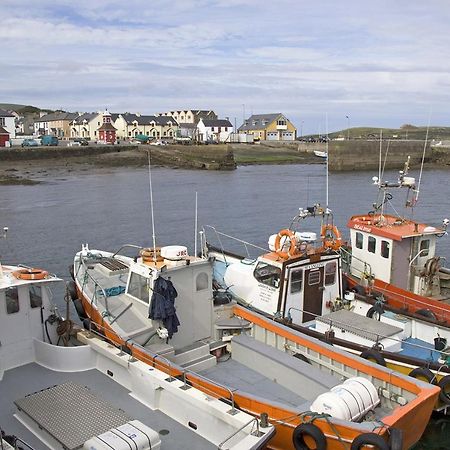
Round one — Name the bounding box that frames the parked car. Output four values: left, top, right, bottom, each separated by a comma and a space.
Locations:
149, 140, 168, 146
21, 139, 39, 147
41, 135, 59, 146
74, 138, 89, 146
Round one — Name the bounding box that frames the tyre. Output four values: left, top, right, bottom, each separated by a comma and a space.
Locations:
292, 423, 326, 450
438, 375, 450, 404
67, 280, 78, 301
360, 348, 386, 366
351, 433, 388, 450
409, 367, 435, 384
72, 298, 87, 320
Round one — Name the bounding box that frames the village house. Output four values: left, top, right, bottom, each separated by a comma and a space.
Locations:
34, 111, 78, 138
69, 112, 120, 141
157, 109, 217, 125
196, 118, 233, 143
0, 109, 16, 139
238, 113, 297, 141
114, 113, 178, 140
97, 111, 117, 144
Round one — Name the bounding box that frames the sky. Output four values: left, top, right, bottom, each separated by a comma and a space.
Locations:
1, 0, 449, 134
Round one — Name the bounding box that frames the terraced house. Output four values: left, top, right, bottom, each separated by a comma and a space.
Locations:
114, 114, 178, 140
34, 111, 79, 138
70, 112, 120, 141
238, 113, 297, 141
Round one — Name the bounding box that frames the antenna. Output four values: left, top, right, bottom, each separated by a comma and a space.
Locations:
147, 150, 157, 261
414, 112, 431, 205
194, 192, 198, 258
325, 112, 329, 209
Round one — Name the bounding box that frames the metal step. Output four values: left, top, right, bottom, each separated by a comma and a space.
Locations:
181, 354, 217, 372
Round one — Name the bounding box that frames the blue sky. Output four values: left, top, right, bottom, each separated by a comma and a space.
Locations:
1, 0, 449, 133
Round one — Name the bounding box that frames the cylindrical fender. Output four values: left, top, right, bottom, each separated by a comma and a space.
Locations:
351, 433, 388, 450
360, 348, 386, 366
408, 367, 435, 384
292, 423, 327, 450
438, 375, 450, 404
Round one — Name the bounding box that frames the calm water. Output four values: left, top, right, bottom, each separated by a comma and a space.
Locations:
1, 163, 449, 448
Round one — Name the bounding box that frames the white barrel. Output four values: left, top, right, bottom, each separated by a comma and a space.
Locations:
83, 420, 161, 450
310, 377, 380, 422
160, 245, 188, 261
295, 232, 317, 243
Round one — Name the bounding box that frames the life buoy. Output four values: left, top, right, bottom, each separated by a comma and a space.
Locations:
274, 229, 297, 259
140, 247, 163, 262
360, 348, 386, 366
321, 224, 342, 251
12, 268, 48, 281
292, 423, 326, 450
351, 433, 388, 450
438, 375, 450, 405
408, 367, 435, 384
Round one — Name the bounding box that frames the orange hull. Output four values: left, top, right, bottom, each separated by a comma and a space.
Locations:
77, 288, 438, 450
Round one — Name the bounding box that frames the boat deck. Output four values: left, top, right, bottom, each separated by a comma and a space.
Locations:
0, 363, 214, 450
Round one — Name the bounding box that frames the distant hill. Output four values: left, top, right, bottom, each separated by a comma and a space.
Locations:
0, 103, 53, 114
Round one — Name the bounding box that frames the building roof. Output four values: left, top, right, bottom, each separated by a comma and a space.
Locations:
201, 119, 233, 128
0, 109, 15, 118
0, 126, 9, 134
98, 122, 117, 131
72, 113, 98, 124
238, 113, 284, 131
35, 112, 79, 122
121, 113, 178, 126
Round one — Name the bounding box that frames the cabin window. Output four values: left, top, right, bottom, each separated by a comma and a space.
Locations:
325, 261, 337, 285
308, 270, 321, 286
368, 236, 376, 253
290, 269, 303, 293
420, 239, 430, 257
254, 262, 281, 288
355, 232, 363, 249
196, 272, 209, 291
6, 287, 19, 314
127, 273, 149, 303
381, 240, 390, 259
29, 285, 43, 308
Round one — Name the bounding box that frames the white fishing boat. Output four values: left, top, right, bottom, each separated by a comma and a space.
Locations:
0, 256, 274, 449
313, 150, 327, 159
70, 240, 440, 450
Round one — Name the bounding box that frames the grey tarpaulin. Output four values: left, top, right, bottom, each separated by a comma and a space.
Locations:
149, 276, 180, 338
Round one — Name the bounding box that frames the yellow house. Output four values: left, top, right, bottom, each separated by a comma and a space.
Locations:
238, 113, 296, 141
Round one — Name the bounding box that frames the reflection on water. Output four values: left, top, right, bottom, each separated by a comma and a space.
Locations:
1, 164, 449, 448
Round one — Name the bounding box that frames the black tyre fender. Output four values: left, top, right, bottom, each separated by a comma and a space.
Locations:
438, 375, 450, 404
67, 280, 78, 301
360, 348, 386, 366
388, 427, 404, 450
292, 423, 327, 450
366, 306, 383, 320
415, 308, 437, 321
409, 367, 435, 384
72, 298, 87, 320
351, 433, 388, 450
69, 265, 75, 281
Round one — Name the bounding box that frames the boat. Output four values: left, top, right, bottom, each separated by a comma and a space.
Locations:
71, 241, 439, 450
0, 260, 275, 450
313, 150, 328, 159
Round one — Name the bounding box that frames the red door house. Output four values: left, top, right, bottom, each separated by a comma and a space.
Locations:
97, 111, 116, 144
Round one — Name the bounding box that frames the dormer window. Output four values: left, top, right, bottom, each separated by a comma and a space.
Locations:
277, 119, 286, 126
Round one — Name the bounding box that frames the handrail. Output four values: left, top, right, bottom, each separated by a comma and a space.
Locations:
217, 417, 259, 449
112, 244, 143, 258
339, 246, 373, 278
0, 429, 35, 450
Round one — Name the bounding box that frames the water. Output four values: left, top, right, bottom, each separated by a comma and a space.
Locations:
1, 163, 449, 448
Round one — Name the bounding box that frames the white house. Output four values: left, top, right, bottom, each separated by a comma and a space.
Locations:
114, 114, 178, 140
0, 109, 16, 139
196, 118, 233, 143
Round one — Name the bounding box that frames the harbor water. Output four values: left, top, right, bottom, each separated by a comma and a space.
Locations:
1, 163, 449, 449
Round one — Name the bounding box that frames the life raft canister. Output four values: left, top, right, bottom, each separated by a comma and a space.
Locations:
12, 268, 49, 280
321, 224, 342, 251
274, 229, 297, 259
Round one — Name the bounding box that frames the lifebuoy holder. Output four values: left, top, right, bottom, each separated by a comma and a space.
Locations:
274, 229, 297, 259
13, 268, 49, 281
321, 224, 342, 251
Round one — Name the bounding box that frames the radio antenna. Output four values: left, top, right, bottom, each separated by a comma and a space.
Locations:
414, 111, 431, 206
194, 192, 198, 258
325, 112, 329, 209
147, 149, 157, 260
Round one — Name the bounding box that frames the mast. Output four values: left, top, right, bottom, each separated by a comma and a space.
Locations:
147, 149, 157, 261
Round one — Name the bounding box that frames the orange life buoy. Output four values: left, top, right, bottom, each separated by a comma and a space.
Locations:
12, 268, 49, 281
274, 229, 297, 259
140, 247, 163, 262
321, 224, 342, 251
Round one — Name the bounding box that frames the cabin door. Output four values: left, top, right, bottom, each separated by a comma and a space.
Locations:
303, 266, 325, 322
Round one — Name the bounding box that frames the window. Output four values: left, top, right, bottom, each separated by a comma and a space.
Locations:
128, 131, 131, 137
98, 122, 100, 126
254, 262, 281, 288
290, 269, 303, 293
224, 127, 227, 132
196, 273, 208, 291
420, 239, 430, 257
325, 261, 337, 285
356, 232, 363, 249
0, 118, 5, 126
29, 285, 43, 308
277, 119, 286, 126
6, 287, 19, 314
368, 236, 376, 253
381, 240, 390, 259
308, 270, 321, 286
127, 273, 149, 303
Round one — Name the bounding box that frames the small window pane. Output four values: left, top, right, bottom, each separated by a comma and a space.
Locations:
420, 239, 430, 257
6, 287, 19, 314
381, 240, 390, 259
325, 261, 336, 286
254, 262, 281, 288
196, 272, 208, 291
368, 236, 376, 253
290, 269, 303, 293
308, 270, 321, 286
30, 285, 43, 308
356, 232, 363, 249
127, 273, 149, 303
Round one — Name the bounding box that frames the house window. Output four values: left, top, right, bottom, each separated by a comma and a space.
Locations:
196, 273, 208, 291
381, 240, 390, 259
127, 273, 149, 303
368, 236, 376, 253
277, 119, 286, 126
218, 127, 221, 132
420, 239, 430, 257
290, 269, 303, 293
128, 131, 131, 137
187, 115, 191, 120
29, 285, 43, 308
169, 131, 173, 136
254, 262, 281, 288
98, 122, 100, 126
153, 131, 156, 137
6, 287, 19, 314
0, 118, 5, 126
224, 127, 227, 132
325, 261, 336, 286
146, 132, 149, 136
163, 131, 166, 136
355, 232, 363, 249
308, 270, 321, 286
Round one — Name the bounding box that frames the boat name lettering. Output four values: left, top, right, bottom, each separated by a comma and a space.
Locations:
303, 263, 324, 270
354, 224, 372, 233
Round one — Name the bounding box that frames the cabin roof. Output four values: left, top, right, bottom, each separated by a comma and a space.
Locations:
348, 214, 444, 241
